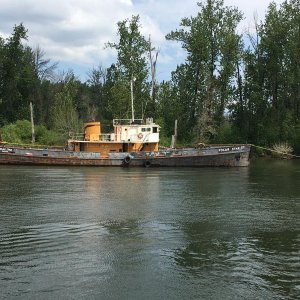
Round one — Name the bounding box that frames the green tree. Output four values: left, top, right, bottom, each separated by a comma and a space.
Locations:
30, 46, 58, 125
33, 45, 57, 81
51, 79, 82, 140
106, 15, 151, 119
0, 25, 58, 127
232, 0, 300, 148
87, 65, 110, 121
0, 24, 35, 125
166, 0, 243, 142
1, 119, 60, 145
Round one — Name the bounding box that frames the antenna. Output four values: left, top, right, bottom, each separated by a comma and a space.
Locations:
130, 76, 136, 122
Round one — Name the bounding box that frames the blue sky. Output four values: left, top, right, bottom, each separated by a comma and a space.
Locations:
0, 0, 284, 82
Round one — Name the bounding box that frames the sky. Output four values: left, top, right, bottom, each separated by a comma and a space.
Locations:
0, 0, 285, 82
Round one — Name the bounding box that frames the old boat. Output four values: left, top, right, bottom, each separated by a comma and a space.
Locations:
0, 117, 251, 167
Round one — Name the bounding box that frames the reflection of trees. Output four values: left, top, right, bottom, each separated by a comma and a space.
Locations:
249, 160, 300, 199
99, 219, 145, 268
174, 221, 299, 299
0, 166, 36, 200
252, 230, 299, 299
102, 219, 141, 237
173, 221, 232, 273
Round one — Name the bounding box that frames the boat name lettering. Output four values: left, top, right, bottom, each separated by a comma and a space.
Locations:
219, 148, 230, 152
218, 146, 242, 153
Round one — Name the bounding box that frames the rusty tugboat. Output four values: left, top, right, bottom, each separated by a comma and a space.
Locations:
0, 116, 250, 167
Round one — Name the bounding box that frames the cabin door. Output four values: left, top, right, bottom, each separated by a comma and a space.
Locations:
80, 143, 85, 152
122, 142, 128, 153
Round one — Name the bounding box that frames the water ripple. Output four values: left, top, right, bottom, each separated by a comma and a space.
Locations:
0, 163, 299, 299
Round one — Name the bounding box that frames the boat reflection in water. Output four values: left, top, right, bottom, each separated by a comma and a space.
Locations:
0, 161, 299, 299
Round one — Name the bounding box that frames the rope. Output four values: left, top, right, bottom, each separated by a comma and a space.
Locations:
250, 144, 300, 159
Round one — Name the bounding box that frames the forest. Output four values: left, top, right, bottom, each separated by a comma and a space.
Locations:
0, 0, 299, 153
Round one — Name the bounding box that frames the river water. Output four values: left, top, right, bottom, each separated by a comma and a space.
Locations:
0, 159, 299, 299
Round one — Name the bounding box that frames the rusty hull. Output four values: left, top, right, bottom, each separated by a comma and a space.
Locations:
131, 152, 250, 167
0, 145, 251, 167
0, 153, 122, 166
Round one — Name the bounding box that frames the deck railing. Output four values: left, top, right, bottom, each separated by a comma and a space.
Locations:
69, 133, 114, 141
113, 119, 144, 126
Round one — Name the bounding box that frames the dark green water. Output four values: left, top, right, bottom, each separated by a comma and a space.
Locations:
0, 159, 299, 299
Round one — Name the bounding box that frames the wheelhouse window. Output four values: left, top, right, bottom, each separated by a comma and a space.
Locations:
141, 127, 151, 132
153, 127, 158, 133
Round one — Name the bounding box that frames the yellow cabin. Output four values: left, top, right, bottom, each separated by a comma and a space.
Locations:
68, 118, 160, 157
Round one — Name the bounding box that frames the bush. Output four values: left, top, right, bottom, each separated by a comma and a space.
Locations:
35, 125, 64, 145
159, 135, 172, 148
272, 142, 293, 158
1, 120, 32, 143
293, 124, 300, 155
212, 121, 242, 144
1, 120, 64, 146
1, 123, 22, 143
253, 146, 267, 157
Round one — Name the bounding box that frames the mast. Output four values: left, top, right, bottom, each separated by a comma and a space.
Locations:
170, 120, 177, 149
30, 102, 35, 144
148, 35, 159, 103
130, 76, 135, 122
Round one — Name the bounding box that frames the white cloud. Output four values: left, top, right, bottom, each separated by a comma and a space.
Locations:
0, 0, 285, 81
224, 0, 284, 33
0, 0, 134, 63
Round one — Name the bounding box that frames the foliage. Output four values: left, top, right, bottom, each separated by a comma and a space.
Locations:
1, 120, 32, 143
109, 79, 131, 119
166, 0, 243, 142
0, 24, 58, 127
0, 24, 31, 125
51, 79, 83, 139
1, 120, 61, 145
33, 45, 58, 81
106, 15, 151, 119
86, 65, 110, 121
0, 2, 300, 154
35, 125, 63, 145
211, 120, 242, 144
231, 0, 300, 147
272, 142, 293, 154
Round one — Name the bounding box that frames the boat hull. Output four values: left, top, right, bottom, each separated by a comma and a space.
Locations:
0, 145, 251, 167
